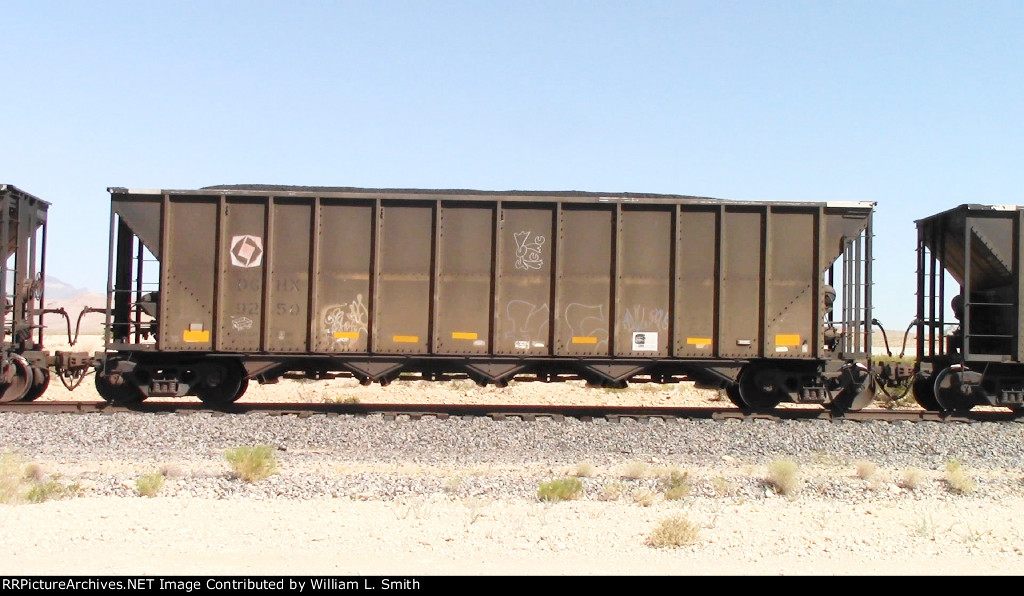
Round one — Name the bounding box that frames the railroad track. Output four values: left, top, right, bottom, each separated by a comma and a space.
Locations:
4, 401, 1022, 423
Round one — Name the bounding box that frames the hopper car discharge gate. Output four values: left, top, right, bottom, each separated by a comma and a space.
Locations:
94, 186, 876, 412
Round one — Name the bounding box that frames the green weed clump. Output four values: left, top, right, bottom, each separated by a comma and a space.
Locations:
647, 515, 702, 548
225, 445, 279, 482
537, 477, 584, 503
136, 473, 166, 497
767, 459, 801, 497
660, 469, 692, 500
26, 479, 78, 503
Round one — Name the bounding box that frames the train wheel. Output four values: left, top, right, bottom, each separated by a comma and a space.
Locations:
912, 375, 940, 411
19, 367, 51, 402
830, 363, 875, 414
724, 384, 746, 408
933, 365, 975, 413
0, 356, 32, 403
95, 372, 146, 405
196, 363, 245, 406
234, 377, 250, 401
737, 362, 783, 411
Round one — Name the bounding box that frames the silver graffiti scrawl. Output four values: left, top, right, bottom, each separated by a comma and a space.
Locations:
513, 231, 545, 270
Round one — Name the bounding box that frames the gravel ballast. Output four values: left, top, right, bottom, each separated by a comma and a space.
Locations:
2, 407, 1024, 575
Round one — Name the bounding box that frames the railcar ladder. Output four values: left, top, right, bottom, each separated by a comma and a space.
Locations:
838, 227, 872, 359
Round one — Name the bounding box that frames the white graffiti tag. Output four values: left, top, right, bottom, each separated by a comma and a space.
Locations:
231, 316, 254, 331
513, 231, 545, 270
322, 294, 369, 344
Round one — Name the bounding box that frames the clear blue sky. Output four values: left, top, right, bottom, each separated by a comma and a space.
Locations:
3, 1, 1023, 330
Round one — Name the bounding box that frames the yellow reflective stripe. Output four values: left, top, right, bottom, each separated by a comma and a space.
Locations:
686, 337, 712, 345
393, 335, 420, 343
183, 330, 210, 343
451, 332, 478, 340
775, 334, 801, 347
571, 336, 598, 344
333, 331, 359, 339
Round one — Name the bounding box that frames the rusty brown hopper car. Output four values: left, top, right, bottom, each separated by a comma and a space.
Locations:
98, 186, 875, 411
0, 184, 52, 402
914, 204, 1024, 412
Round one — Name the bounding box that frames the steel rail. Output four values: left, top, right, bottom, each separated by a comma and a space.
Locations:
2, 401, 1021, 423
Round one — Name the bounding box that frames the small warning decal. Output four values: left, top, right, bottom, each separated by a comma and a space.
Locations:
230, 235, 263, 268
632, 332, 658, 351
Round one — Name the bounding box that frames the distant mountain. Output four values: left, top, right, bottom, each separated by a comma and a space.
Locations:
45, 276, 95, 300
40, 276, 106, 336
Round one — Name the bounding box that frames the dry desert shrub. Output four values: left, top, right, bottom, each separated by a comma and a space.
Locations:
944, 460, 975, 495
659, 469, 692, 500
573, 461, 595, 478
158, 463, 187, 479
599, 481, 628, 501
648, 515, 702, 548
855, 460, 879, 480
444, 476, 465, 494
136, 472, 165, 497
910, 514, 938, 539
225, 445, 279, 482
620, 460, 649, 479
898, 468, 925, 490
1, 452, 78, 504
767, 459, 801, 497
446, 379, 479, 392
711, 476, 737, 497
325, 394, 361, 404
632, 488, 659, 507
22, 462, 45, 483
0, 452, 24, 503
461, 497, 490, 524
